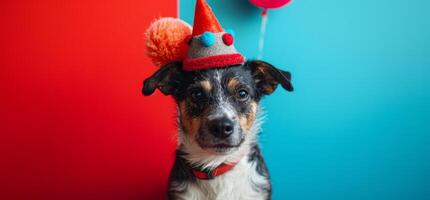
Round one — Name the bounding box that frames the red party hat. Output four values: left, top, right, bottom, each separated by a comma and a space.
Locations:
183, 0, 245, 71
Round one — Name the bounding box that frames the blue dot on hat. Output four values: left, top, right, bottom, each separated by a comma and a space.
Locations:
201, 32, 216, 47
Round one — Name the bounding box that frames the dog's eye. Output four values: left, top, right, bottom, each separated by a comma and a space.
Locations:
236, 89, 249, 100
190, 89, 205, 101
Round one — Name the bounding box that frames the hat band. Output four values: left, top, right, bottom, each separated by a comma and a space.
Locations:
183, 53, 244, 71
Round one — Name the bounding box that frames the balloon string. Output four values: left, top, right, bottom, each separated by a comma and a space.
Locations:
257, 9, 268, 60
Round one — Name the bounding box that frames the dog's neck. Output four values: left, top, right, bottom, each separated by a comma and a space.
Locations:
176, 107, 264, 171
177, 141, 249, 170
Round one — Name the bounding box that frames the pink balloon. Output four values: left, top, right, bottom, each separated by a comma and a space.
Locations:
249, 0, 292, 9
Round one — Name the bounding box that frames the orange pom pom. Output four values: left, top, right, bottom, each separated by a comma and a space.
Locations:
145, 18, 192, 67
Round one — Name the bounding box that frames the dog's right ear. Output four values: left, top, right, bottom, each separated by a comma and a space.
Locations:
142, 62, 182, 96
246, 60, 293, 95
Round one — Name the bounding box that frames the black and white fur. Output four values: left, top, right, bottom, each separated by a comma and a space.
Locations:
143, 60, 293, 200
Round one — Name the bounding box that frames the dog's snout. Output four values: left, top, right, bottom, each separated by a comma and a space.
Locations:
208, 117, 234, 138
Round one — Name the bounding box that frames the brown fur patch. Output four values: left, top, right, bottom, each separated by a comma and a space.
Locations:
200, 80, 212, 93
239, 102, 258, 132
257, 66, 267, 75
262, 82, 277, 94
179, 101, 201, 137
227, 78, 240, 92
253, 63, 279, 94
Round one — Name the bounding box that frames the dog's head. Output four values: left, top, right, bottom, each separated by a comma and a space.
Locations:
143, 60, 293, 157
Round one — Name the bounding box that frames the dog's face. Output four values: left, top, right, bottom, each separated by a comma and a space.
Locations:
143, 61, 293, 155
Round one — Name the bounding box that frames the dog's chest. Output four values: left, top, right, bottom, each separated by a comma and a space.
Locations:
177, 158, 269, 200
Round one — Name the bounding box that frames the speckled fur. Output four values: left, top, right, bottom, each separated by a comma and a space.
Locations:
142, 61, 293, 200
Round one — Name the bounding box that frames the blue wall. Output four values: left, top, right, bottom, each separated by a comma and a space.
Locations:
180, 0, 430, 199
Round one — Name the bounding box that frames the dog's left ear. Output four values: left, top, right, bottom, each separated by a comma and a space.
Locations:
142, 62, 183, 96
246, 60, 293, 95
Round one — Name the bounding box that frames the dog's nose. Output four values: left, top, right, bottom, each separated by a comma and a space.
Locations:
208, 117, 234, 138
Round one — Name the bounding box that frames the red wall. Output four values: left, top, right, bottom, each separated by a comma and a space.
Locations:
0, 1, 177, 199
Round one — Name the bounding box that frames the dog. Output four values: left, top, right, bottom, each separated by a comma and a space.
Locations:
143, 60, 293, 200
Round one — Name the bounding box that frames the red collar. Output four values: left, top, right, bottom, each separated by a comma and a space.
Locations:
192, 162, 239, 180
